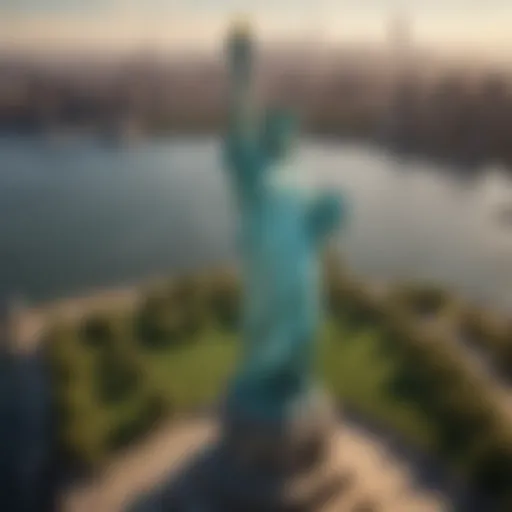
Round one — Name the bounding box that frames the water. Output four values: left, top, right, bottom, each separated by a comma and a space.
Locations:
0, 135, 511, 310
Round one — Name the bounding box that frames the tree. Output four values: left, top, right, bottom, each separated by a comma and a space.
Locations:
170, 275, 209, 337
94, 348, 140, 405
392, 283, 452, 318
80, 313, 118, 350
208, 272, 241, 331
107, 394, 169, 452
468, 429, 512, 499
134, 294, 184, 349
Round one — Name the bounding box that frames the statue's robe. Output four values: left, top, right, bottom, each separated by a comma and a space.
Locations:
224, 129, 345, 420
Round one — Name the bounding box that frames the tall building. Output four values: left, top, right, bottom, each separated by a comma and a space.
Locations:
0, 297, 15, 354
381, 11, 421, 152
388, 11, 415, 73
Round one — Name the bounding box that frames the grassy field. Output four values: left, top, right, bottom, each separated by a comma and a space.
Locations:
319, 321, 436, 446
50, 313, 434, 468
141, 319, 434, 442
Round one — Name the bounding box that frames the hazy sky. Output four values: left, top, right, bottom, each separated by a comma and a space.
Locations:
2, 0, 512, 57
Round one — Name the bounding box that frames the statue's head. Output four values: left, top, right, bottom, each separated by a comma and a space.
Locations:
262, 108, 298, 161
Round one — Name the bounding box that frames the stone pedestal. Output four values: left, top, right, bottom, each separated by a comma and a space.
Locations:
129, 391, 351, 512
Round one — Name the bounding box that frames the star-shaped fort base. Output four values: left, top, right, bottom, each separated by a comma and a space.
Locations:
128, 391, 351, 512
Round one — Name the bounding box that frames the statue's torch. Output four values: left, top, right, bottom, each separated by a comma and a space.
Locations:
226, 18, 253, 93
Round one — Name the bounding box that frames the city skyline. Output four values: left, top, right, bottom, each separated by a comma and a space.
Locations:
2, 1, 512, 61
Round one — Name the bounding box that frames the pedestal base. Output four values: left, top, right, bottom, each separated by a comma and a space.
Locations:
129, 391, 352, 512
166, 444, 352, 512
221, 388, 336, 474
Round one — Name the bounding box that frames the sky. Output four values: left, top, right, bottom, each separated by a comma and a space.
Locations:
2, 1, 512, 58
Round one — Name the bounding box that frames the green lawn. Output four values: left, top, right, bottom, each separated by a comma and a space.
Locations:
138, 328, 238, 410
54, 314, 437, 467
319, 320, 435, 447
134, 317, 435, 447
52, 296, 445, 470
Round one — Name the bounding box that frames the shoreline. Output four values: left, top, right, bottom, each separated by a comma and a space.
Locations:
7, 276, 165, 354
8, 268, 511, 354
3, 130, 512, 178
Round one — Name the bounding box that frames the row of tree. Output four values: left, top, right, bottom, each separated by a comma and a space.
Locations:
325, 274, 512, 509
46, 271, 241, 470
458, 306, 512, 381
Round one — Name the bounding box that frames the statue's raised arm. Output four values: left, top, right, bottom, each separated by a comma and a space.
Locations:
226, 19, 253, 135
224, 20, 264, 201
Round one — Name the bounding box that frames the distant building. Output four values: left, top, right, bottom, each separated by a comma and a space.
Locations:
0, 296, 16, 354
388, 12, 413, 61
383, 12, 420, 151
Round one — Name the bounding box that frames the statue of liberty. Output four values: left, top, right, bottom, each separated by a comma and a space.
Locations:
129, 20, 349, 511
223, 20, 347, 422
